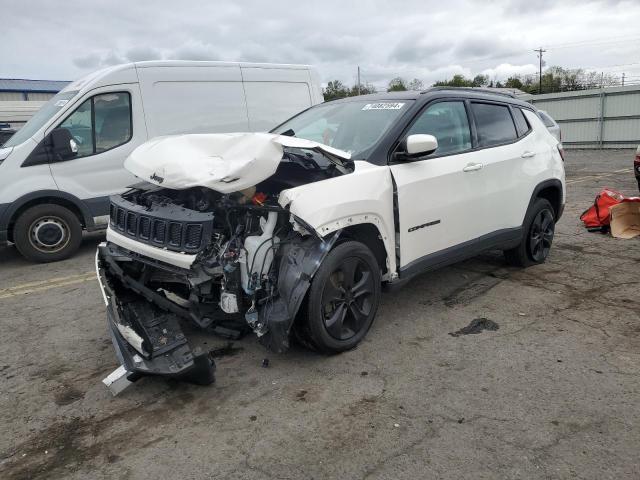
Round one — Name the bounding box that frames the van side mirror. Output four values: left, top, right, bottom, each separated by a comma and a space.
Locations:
403, 134, 438, 158
50, 128, 78, 160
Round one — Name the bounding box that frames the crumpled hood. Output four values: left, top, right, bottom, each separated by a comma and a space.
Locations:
124, 132, 351, 193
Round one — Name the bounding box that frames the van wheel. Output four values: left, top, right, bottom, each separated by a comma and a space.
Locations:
298, 241, 381, 354
13, 204, 83, 263
504, 198, 555, 267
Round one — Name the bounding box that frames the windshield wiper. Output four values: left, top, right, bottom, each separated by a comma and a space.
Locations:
280, 128, 295, 137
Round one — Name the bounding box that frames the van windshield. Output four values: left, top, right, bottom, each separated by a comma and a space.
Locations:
272, 99, 412, 159
4, 90, 79, 148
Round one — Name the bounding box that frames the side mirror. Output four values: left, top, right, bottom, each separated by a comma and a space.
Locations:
49, 128, 78, 160
404, 134, 438, 158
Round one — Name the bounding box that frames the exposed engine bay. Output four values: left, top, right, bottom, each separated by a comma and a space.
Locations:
97, 138, 354, 392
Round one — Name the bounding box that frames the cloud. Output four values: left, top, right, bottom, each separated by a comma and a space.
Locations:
389, 34, 451, 64
171, 41, 221, 61
125, 46, 162, 62
481, 63, 538, 80
73, 54, 101, 70
4, 0, 640, 87
303, 35, 363, 62
453, 35, 522, 61
72, 50, 126, 69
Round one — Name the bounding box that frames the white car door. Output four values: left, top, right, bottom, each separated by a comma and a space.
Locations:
48, 86, 146, 209
468, 102, 535, 233
390, 100, 490, 271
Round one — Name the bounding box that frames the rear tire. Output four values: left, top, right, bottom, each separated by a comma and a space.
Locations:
13, 204, 83, 263
504, 198, 555, 267
298, 241, 381, 354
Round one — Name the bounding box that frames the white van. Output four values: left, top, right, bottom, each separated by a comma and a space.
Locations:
0, 60, 323, 262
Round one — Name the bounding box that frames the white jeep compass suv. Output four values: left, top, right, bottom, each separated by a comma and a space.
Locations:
96, 88, 565, 390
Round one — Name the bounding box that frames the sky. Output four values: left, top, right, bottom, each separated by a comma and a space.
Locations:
2, 0, 640, 89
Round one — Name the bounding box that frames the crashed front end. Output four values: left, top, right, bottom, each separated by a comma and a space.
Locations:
96, 133, 351, 392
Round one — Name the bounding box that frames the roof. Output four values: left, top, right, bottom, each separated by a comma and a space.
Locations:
0, 78, 70, 93
327, 87, 533, 108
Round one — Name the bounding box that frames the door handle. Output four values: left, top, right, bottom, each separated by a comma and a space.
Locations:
521, 151, 536, 158
462, 163, 483, 172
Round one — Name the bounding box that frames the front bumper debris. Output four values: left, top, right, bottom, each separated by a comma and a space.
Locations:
102, 365, 134, 396
96, 243, 215, 393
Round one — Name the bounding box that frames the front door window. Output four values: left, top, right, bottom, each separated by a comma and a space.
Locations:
58, 92, 131, 159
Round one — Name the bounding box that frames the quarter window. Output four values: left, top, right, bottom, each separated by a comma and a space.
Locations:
537, 111, 556, 128
58, 92, 131, 158
407, 101, 471, 155
512, 108, 531, 137
471, 103, 517, 147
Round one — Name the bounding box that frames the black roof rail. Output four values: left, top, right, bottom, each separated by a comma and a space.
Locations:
422, 87, 517, 99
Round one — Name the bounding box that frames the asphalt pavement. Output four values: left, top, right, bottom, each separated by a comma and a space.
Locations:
0, 149, 638, 480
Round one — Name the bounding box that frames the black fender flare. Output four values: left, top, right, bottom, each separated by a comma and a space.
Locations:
525, 179, 564, 222
258, 231, 341, 353
0, 189, 96, 233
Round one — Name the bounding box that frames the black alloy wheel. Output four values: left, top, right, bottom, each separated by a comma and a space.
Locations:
529, 208, 555, 262
321, 256, 376, 341
298, 241, 382, 353
504, 197, 556, 267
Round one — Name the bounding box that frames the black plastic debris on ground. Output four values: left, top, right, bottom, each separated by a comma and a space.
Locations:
449, 318, 499, 337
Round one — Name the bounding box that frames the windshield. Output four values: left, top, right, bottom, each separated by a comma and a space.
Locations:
272, 99, 412, 159
3, 90, 79, 147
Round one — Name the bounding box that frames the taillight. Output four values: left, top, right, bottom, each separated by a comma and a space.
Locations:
557, 143, 565, 162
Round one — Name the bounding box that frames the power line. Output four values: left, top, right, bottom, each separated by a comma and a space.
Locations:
542, 35, 640, 50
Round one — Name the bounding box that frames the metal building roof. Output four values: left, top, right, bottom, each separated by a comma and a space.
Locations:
0, 78, 70, 93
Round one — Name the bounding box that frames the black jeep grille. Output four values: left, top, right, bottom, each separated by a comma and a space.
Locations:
109, 196, 214, 254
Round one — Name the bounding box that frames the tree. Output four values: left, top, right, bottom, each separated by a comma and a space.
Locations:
323, 80, 349, 101
407, 78, 424, 91
387, 77, 408, 91
501, 66, 619, 94
472, 74, 489, 87
433, 74, 474, 87
349, 82, 377, 96
504, 77, 523, 89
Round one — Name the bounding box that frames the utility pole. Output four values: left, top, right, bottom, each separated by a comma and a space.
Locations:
357, 66, 361, 95
534, 48, 546, 94
622, 72, 625, 86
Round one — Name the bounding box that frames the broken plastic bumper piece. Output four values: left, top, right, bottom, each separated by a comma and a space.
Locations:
96, 244, 215, 393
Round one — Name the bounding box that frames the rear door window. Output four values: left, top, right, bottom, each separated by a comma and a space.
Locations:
471, 103, 517, 147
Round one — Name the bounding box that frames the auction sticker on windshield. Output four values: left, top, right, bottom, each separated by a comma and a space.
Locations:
362, 103, 405, 110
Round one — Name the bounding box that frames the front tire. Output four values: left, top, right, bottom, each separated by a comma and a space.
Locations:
298, 241, 381, 354
504, 198, 555, 267
13, 204, 83, 263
